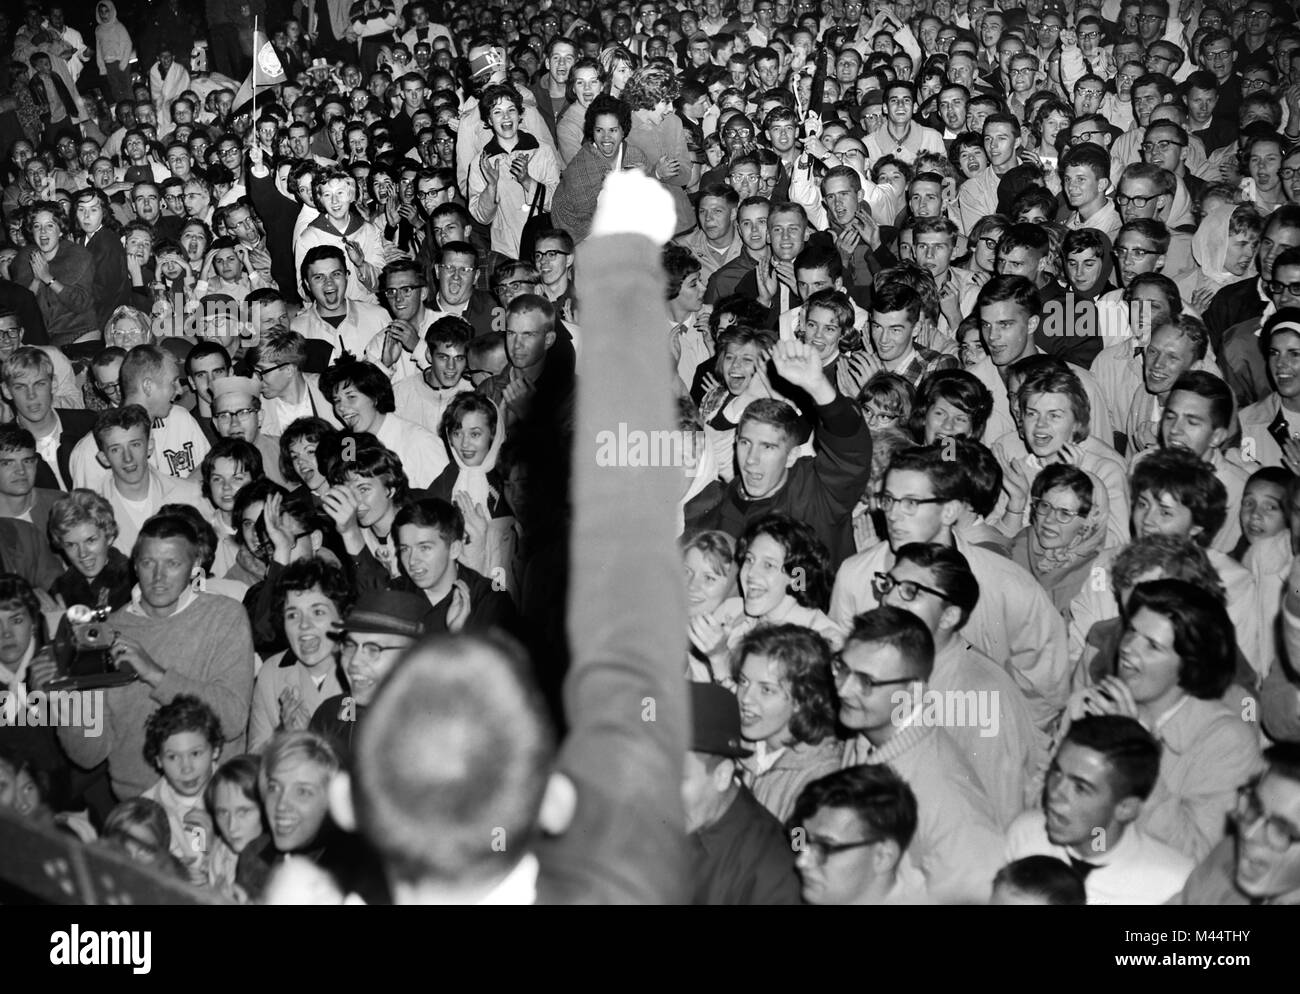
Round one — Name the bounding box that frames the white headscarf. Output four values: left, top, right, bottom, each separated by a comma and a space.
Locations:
449, 399, 506, 512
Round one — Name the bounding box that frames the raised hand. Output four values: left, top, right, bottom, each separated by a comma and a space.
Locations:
771, 339, 833, 402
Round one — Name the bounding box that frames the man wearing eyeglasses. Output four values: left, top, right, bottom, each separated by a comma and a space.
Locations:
210, 375, 288, 486
1140, 120, 1204, 207
1198, 30, 1242, 123
1007, 716, 1193, 903
833, 606, 1003, 903
1235, 0, 1277, 73
1220, 246, 1300, 408
875, 542, 1041, 831
1104, 74, 1176, 189
309, 590, 429, 763
253, 330, 341, 437
830, 442, 1072, 735
1172, 744, 1300, 904
790, 764, 924, 905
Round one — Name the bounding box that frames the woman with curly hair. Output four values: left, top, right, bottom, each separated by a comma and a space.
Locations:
623, 64, 696, 235
730, 623, 842, 822
8, 200, 96, 346
688, 513, 845, 684
551, 95, 651, 245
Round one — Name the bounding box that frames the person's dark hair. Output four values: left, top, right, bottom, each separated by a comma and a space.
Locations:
892, 542, 980, 628
1061, 715, 1162, 801
730, 624, 837, 746
871, 282, 923, 324
886, 442, 967, 503
280, 417, 340, 486
949, 438, 1004, 519
661, 242, 702, 299
1031, 462, 1096, 520
477, 83, 524, 126
0, 573, 39, 630
439, 391, 498, 449
393, 497, 466, 546
583, 94, 631, 142
976, 273, 1042, 320
788, 764, 919, 854
230, 478, 288, 551
271, 556, 355, 626
203, 754, 261, 820
735, 513, 833, 612
325, 431, 409, 501
1129, 447, 1228, 546
993, 856, 1087, 905
843, 605, 935, 680
1124, 578, 1236, 699
320, 356, 396, 414
1168, 370, 1233, 431
200, 437, 264, 497
913, 369, 993, 440
143, 694, 223, 769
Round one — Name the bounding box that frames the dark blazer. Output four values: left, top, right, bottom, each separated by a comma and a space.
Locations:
0, 277, 48, 345
0, 516, 62, 589
33, 409, 96, 492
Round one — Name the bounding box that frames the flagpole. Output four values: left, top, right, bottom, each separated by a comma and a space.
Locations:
252, 16, 258, 129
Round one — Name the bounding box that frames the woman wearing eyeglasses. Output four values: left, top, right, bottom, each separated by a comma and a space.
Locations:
956, 213, 1009, 316
1064, 578, 1261, 861
1008, 464, 1109, 616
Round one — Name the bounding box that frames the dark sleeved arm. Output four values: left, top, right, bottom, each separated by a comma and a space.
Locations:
554, 231, 691, 903
808, 391, 873, 519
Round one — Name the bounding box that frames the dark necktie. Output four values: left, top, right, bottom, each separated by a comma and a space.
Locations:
1268, 407, 1292, 452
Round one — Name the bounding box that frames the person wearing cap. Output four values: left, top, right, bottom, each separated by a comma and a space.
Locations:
685, 681, 802, 904
211, 374, 289, 487
309, 589, 429, 765
454, 41, 557, 197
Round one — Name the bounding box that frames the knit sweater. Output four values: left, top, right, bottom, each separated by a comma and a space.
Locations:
57, 592, 255, 800
9, 242, 98, 346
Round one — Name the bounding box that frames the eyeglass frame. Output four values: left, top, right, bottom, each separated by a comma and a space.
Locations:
212, 406, 259, 424
830, 652, 920, 694
339, 637, 408, 663
796, 830, 882, 865
254, 360, 294, 377
871, 571, 951, 603
873, 491, 950, 514
1232, 783, 1300, 851
1030, 497, 1085, 523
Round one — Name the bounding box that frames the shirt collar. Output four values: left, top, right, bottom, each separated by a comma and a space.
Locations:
477, 852, 540, 905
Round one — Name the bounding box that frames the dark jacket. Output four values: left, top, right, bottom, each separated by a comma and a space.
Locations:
690, 784, 802, 905
0, 277, 48, 345
0, 517, 61, 589
81, 226, 131, 329
1205, 277, 1266, 354
33, 409, 96, 493
684, 391, 873, 568
49, 547, 135, 612
246, 168, 303, 305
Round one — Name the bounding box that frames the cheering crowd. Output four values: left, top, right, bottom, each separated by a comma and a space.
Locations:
0, 0, 1299, 906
